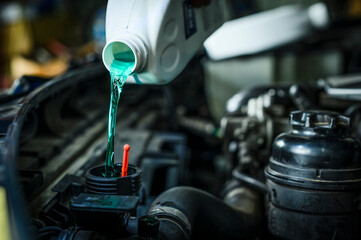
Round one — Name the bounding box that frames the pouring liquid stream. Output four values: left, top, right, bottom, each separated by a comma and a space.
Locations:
104, 51, 135, 177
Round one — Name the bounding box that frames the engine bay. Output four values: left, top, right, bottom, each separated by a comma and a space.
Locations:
3, 24, 361, 240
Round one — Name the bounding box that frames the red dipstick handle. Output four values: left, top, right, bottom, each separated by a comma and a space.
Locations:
121, 144, 130, 177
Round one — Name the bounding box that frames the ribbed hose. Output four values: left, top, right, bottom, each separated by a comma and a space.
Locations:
147, 186, 261, 240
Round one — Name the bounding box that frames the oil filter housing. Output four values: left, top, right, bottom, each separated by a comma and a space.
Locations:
265, 110, 361, 240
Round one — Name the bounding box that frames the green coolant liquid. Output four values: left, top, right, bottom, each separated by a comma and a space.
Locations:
104, 49, 135, 177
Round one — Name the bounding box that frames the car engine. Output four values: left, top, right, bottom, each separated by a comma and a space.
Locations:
2, 8, 361, 239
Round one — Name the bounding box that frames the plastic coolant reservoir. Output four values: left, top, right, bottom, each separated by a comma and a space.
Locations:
102, 0, 230, 84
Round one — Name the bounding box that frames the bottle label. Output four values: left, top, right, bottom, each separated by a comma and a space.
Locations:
183, 0, 197, 39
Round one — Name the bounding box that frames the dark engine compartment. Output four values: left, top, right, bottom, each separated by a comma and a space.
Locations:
3, 25, 361, 239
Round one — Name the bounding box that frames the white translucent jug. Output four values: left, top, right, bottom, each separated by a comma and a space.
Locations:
102, 0, 229, 84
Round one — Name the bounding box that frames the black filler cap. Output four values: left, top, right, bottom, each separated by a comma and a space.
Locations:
289, 110, 350, 129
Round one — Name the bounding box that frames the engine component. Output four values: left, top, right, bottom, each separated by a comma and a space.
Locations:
70, 194, 138, 237
221, 86, 293, 179
221, 179, 263, 226
137, 215, 160, 239
56, 227, 106, 240
85, 164, 142, 196
265, 110, 361, 240
147, 186, 260, 240
231, 169, 268, 194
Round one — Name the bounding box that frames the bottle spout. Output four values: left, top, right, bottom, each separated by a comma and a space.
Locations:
102, 34, 148, 74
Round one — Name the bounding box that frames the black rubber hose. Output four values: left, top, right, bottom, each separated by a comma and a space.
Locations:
232, 169, 268, 194
147, 186, 260, 240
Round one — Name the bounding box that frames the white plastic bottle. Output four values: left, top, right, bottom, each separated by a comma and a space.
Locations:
102, 0, 230, 84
